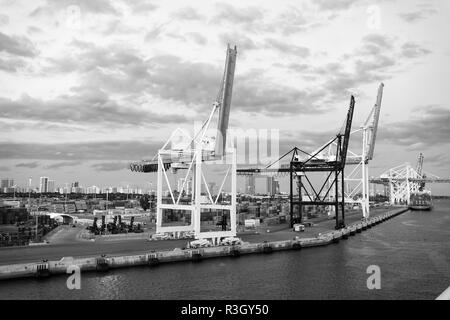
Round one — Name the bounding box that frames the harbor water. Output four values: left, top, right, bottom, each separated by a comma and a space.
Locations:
0, 200, 449, 300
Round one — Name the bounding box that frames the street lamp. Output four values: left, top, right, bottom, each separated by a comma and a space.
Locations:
28, 177, 32, 220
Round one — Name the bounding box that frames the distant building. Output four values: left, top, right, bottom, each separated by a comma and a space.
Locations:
245, 176, 255, 195
1, 179, 14, 188
186, 179, 193, 196
207, 182, 216, 196
71, 181, 83, 193
39, 177, 49, 193
0, 205, 28, 224
266, 177, 279, 196
86, 186, 101, 194
48, 180, 55, 193
1, 178, 14, 193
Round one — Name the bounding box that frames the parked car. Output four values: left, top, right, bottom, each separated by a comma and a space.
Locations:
150, 233, 170, 241
220, 237, 242, 246
189, 239, 212, 248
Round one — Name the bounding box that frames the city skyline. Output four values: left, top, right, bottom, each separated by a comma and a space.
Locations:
0, 0, 449, 196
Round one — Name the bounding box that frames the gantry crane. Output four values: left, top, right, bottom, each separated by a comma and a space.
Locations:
332, 83, 384, 218
238, 95, 356, 229
130, 45, 238, 244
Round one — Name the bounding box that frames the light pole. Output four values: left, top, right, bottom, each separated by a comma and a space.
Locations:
148, 181, 153, 194
28, 177, 32, 219
64, 182, 69, 213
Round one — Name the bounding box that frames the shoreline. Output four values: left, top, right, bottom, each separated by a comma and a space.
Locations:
0, 207, 409, 281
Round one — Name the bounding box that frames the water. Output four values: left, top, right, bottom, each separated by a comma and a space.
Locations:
1, 200, 449, 300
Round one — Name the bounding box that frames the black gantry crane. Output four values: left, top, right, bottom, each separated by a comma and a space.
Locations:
237, 95, 355, 230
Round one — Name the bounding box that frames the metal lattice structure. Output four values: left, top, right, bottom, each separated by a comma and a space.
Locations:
327, 83, 384, 218
130, 45, 238, 243
238, 95, 356, 230
371, 157, 449, 204
379, 163, 422, 205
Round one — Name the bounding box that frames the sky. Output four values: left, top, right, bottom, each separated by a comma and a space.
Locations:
0, 0, 449, 194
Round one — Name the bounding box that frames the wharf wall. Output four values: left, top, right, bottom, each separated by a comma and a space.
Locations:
0, 207, 409, 280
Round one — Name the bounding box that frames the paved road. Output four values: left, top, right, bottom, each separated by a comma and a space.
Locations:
0, 207, 397, 266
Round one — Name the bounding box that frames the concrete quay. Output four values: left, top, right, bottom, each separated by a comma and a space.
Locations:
0, 207, 409, 280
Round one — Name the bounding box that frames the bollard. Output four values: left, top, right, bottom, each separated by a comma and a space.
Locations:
262, 242, 273, 254
292, 242, 303, 249
229, 247, 241, 257
191, 250, 202, 262
96, 256, 110, 272
36, 261, 50, 278
147, 253, 160, 267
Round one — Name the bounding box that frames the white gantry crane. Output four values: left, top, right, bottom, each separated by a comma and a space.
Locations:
379, 163, 422, 205
326, 83, 384, 218
374, 153, 449, 205
130, 45, 238, 244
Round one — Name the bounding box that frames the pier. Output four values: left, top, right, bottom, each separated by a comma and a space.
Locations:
0, 207, 408, 280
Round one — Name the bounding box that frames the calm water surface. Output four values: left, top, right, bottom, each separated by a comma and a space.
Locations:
1, 200, 449, 299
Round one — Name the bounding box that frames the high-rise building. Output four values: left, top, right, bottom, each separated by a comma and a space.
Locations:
177, 178, 185, 193
71, 181, 83, 193
245, 176, 255, 195
48, 180, 55, 193
208, 182, 216, 196
87, 186, 101, 194
39, 177, 49, 193
1, 178, 14, 193
266, 177, 279, 196
186, 179, 193, 196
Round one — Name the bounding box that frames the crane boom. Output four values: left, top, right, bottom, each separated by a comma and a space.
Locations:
416, 153, 424, 177
366, 83, 384, 160
340, 95, 355, 166
215, 44, 237, 157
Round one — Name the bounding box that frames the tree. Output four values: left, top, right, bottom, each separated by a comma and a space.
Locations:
140, 194, 150, 211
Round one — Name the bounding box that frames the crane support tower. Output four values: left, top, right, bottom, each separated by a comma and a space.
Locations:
238, 95, 356, 230
130, 45, 238, 244
338, 83, 384, 218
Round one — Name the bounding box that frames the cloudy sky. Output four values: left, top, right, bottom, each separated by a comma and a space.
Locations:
0, 0, 449, 194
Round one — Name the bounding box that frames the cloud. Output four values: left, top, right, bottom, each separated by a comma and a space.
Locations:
0, 140, 162, 160
0, 56, 27, 72
310, 34, 429, 103
218, 32, 258, 52
30, 0, 119, 16
44, 161, 83, 170
400, 42, 431, 59
214, 3, 264, 24
315, 0, 359, 11
127, 1, 158, 14
0, 87, 191, 126
16, 162, 40, 169
398, 8, 437, 23
27, 26, 42, 35
91, 162, 129, 171
379, 106, 450, 147
422, 153, 450, 169
185, 32, 208, 45
233, 71, 330, 116
0, 32, 38, 57
264, 38, 310, 58
173, 7, 204, 20
0, 14, 9, 26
